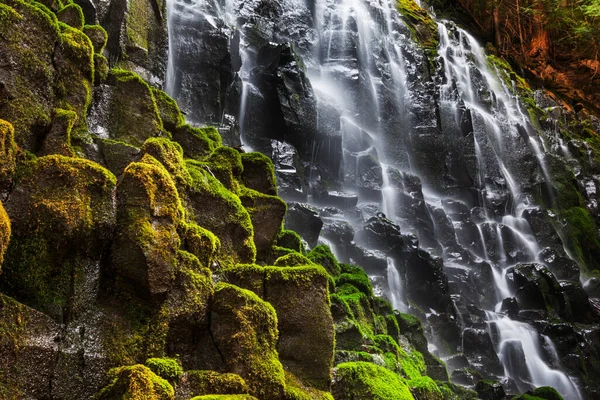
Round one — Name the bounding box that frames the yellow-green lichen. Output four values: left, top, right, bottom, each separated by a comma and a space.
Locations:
185, 370, 250, 397
96, 364, 174, 400
0, 202, 11, 270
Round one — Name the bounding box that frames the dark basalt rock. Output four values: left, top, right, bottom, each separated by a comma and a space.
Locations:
284, 202, 323, 248
500, 297, 519, 317
506, 263, 566, 316
462, 328, 504, 377
355, 213, 403, 253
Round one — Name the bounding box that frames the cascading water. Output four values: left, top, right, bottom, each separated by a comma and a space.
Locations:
164, 0, 588, 397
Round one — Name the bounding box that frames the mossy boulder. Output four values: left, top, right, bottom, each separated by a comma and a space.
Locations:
210, 282, 286, 399
160, 252, 214, 364
96, 364, 174, 400
141, 137, 191, 186
178, 222, 220, 269
207, 146, 243, 192
336, 264, 373, 296
0, 119, 17, 192
98, 69, 164, 147
172, 124, 221, 160
239, 186, 287, 260
241, 152, 278, 196
1, 155, 116, 315
40, 108, 77, 156
276, 229, 304, 253
185, 161, 255, 266
99, 138, 141, 177
308, 244, 341, 276
474, 379, 505, 400
182, 370, 249, 397
111, 155, 182, 299
274, 252, 314, 267
153, 88, 185, 133
145, 357, 183, 382
94, 53, 109, 83
0, 0, 92, 151
408, 376, 443, 400
283, 371, 335, 400
396, 0, 438, 53
83, 24, 107, 53
264, 266, 334, 391
218, 264, 266, 297
332, 362, 414, 400
57, 3, 83, 30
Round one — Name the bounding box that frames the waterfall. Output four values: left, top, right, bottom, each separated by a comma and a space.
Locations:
386, 257, 406, 312
164, 0, 586, 397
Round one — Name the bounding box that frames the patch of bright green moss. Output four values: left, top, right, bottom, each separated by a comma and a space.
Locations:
274, 252, 314, 267
142, 137, 191, 186
178, 222, 220, 269
530, 386, 564, 400
240, 152, 278, 196
145, 357, 183, 382
283, 371, 334, 400
172, 124, 221, 160
408, 376, 442, 400
396, 0, 439, 56
206, 146, 244, 192
276, 229, 304, 253
152, 88, 184, 133
308, 244, 341, 276
332, 362, 414, 400
336, 264, 373, 296
186, 370, 249, 396
96, 364, 174, 400
185, 160, 256, 266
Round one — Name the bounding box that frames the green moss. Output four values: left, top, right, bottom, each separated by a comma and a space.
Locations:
206, 146, 244, 192
96, 364, 174, 400
332, 362, 414, 399
105, 69, 164, 147
336, 264, 372, 296
125, 0, 152, 53
396, 0, 438, 58
172, 125, 221, 160
274, 252, 314, 267
40, 108, 77, 156
141, 137, 191, 186
211, 282, 286, 399
0, 119, 17, 188
83, 24, 107, 53
408, 376, 442, 400
123, 154, 183, 221
240, 152, 277, 196
218, 264, 265, 297
178, 222, 220, 269
308, 244, 341, 276
530, 386, 565, 400
152, 89, 184, 133
186, 370, 249, 396
56, 3, 83, 29
93, 53, 109, 83
185, 161, 256, 266
0, 155, 116, 312
145, 358, 183, 382
436, 381, 478, 400
276, 230, 304, 253
561, 207, 600, 271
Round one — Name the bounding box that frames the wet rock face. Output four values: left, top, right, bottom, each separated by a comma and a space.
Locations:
284, 202, 323, 248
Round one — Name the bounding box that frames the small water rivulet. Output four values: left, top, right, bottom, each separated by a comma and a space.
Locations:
165, 0, 592, 397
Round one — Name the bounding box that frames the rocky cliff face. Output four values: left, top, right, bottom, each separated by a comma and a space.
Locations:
0, 0, 464, 399
1, 0, 600, 399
